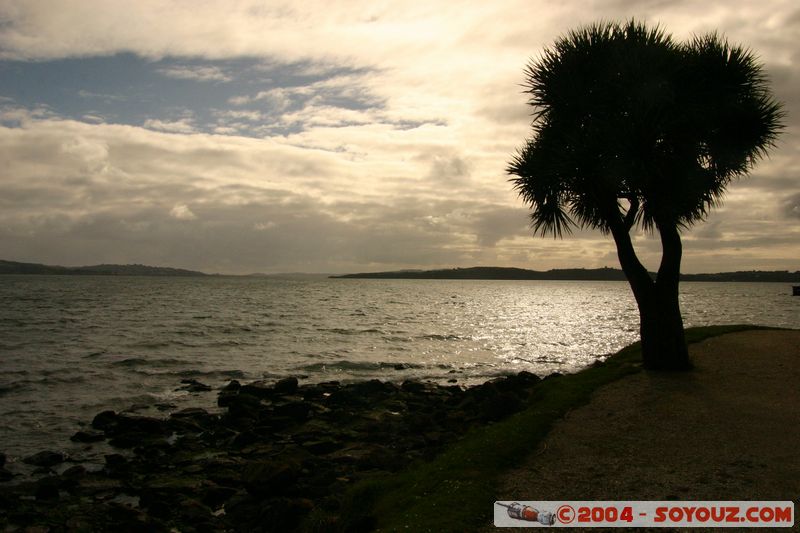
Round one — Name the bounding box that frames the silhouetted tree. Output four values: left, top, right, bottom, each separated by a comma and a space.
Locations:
508, 21, 783, 370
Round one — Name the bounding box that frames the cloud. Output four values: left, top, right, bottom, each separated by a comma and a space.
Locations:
229, 88, 297, 109
77, 89, 125, 102
157, 65, 231, 82
783, 192, 800, 219
170, 204, 197, 220
143, 118, 196, 134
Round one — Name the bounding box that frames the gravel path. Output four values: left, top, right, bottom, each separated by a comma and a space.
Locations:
487, 330, 800, 530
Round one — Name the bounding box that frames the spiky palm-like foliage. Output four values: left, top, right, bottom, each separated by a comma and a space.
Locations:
508, 21, 783, 370
509, 20, 782, 237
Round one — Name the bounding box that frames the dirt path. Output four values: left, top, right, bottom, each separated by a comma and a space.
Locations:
488, 330, 800, 529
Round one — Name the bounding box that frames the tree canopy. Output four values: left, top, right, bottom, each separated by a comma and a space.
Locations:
508, 20, 783, 239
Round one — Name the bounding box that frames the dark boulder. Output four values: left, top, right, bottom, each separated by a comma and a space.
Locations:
169, 408, 218, 434
480, 391, 524, 421
274, 377, 299, 395
23, 450, 66, 468
273, 401, 312, 422
400, 380, 428, 393
350, 379, 395, 397
178, 378, 212, 392
92, 410, 119, 431
224, 393, 264, 423
104, 454, 128, 470
302, 438, 344, 455
62, 465, 87, 480
239, 381, 274, 399
71, 430, 106, 443
223, 379, 241, 391
242, 460, 299, 496
35, 476, 61, 500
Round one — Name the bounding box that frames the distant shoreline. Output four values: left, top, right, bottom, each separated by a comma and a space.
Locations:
332, 266, 800, 283
2, 260, 798, 282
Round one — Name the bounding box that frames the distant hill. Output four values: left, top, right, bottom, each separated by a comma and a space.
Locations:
245, 272, 332, 280
679, 271, 800, 282
332, 266, 800, 282
0, 260, 207, 277
333, 266, 628, 280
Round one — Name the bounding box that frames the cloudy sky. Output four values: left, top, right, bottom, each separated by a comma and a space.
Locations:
0, 0, 798, 274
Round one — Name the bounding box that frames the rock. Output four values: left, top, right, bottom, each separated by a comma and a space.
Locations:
179, 378, 212, 392
274, 376, 299, 395
99, 414, 169, 437
465, 381, 499, 403
238, 381, 274, 399
242, 461, 299, 496
516, 370, 541, 383
480, 391, 523, 421
176, 496, 215, 525
224, 393, 264, 423
105, 501, 153, 531
169, 408, 217, 433
35, 476, 61, 500
261, 497, 315, 532
23, 450, 66, 468
71, 430, 106, 443
350, 379, 394, 397
0, 467, 13, 481
326, 388, 368, 407
0, 452, 5, 467
218, 388, 240, 407
139, 490, 178, 519
104, 454, 128, 470
223, 379, 241, 391
302, 438, 344, 455
400, 380, 427, 393
92, 410, 118, 430
273, 401, 312, 421
62, 465, 87, 479
99, 414, 171, 448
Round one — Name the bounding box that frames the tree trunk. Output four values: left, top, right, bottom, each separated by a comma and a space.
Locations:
637, 284, 691, 370
610, 219, 691, 371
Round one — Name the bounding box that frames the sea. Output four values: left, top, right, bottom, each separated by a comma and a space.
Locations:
0, 276, 798, 471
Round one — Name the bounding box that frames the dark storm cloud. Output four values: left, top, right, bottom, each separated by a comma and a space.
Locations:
470, 207, 530, 247
782, 192, 800, 219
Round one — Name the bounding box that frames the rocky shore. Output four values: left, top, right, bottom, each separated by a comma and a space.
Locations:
0, 371, 554, 532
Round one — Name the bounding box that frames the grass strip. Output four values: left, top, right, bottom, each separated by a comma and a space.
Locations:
310, 324, 771, 532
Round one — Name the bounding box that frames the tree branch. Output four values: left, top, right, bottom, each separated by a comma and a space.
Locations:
621, 194, 639, 231
609, 217, 654, 303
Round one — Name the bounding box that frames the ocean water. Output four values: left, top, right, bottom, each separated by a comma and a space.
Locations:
0, 275, 798, 464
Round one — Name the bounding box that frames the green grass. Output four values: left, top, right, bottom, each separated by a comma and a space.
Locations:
307, 324, 772, 532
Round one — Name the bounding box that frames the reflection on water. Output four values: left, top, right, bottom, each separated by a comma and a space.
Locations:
0, 276, 797, 458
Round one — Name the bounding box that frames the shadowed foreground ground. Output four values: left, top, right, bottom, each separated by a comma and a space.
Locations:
487, 330, 800, 529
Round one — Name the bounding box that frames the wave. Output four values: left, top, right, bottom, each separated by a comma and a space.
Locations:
129, 368, 247, 379
110, 357, 188, 368
0, 374, 87, 394
418, 333, 464, 341
297, 360, 427, 372
316, 327, 386, 335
